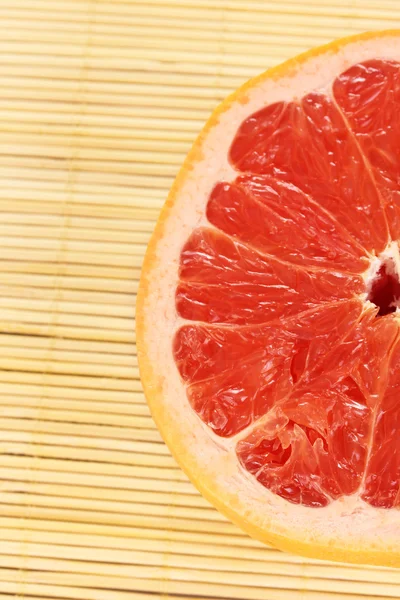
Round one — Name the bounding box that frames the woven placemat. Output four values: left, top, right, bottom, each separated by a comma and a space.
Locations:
0, 1, 398, 598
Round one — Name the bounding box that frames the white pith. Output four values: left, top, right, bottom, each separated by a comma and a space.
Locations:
139, 35, 400, 556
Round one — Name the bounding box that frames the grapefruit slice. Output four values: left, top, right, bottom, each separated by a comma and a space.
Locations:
137, 31, 400, 566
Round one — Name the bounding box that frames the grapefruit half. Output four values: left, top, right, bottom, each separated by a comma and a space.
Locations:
137, 31, 400, 566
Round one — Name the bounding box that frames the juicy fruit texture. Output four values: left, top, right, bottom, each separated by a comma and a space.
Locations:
173, 59, 400, 509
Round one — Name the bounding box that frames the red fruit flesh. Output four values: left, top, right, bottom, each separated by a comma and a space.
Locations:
174, 59, 400, 508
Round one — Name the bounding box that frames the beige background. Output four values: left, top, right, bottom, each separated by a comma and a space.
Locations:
0, 1, 399, 598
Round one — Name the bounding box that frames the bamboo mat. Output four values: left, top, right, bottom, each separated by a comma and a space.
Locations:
0, 0, 400, 598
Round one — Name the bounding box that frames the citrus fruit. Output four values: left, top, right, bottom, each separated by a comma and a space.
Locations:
136, 31, 400, 566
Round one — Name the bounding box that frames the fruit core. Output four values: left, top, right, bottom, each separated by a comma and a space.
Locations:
367, 251, 400, 316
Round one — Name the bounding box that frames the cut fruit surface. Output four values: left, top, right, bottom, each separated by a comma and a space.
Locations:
137, 31, 400, 566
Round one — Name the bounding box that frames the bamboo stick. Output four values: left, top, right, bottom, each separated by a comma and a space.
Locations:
0, 337, 137, 360
0, 104, 203, 129
0, 357, 134, 383
0, 442, 173, 466
2, 188, 163, 208
0, 21, 359, 52
0, 66, 241, 93
0, 473, 196, 500
0, 307, 135, 332
0, 188, 164, 208
0, 371, 142, 397
0, 406, 152, 427
0, 367, 143, 390
3, 285, 136, 305
0, 382, 140, 402
0, 54, 268, 80
1, 201, 160, 221
0, 427, 166, 452
0, 418, 161, 442
0, 344, 138, 365
0, 505, 232, 533
0, 0, 390, 21
0, 184, 165, 203
0, 0, 396, 21
0, 22, 337, 49
0, 286, 136, 308
0, 488, 222, 524
0, 323, 135, 344
0, 100, 209, 125
0, 213, 156, 232
0, 173, 166, 198
0, 79, 226, 105
0, 392, 146, 412
113, 2, 400, 23
0, 272, 139, 294
0, 129, 191, 154
0, 51, 280, 77
0, 331, 136, 352
2, 399, 136, 422
0, 142, 188, 167
0, 295, 136, 319
0, 369, 142, 391
0, 357, 139, 380
0, 332, 137, 352
0, 579, 162, 600
0, 156, 177, 180
0, 454, 185, 482
0, 297, 136, 319
0, 62, 245, 90
0, 398, 149, 418
132, 0, 400, 8
0, 53, 275, 79
0, 252, 142, 272
0, 11, 363, 40
0, 167, 175, 191
0, 179, 164, 200
0, 237, 147, 259
0, 494, 220, 524
0, 116, 196, 141
0, 314, 137, 338
0, 429, 166, 455
0, 32, 307, 61
0, 583, 149, 600
0, 515, 249, 546
0, 225, 151, 246
0, 11, 331, 37
1, 246, 145, 273
0, 485, 209, 511
0, 260, 140, 281
0, 39, 299, 64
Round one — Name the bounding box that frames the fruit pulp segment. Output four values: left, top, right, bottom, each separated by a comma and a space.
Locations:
174, 59, 400, 508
